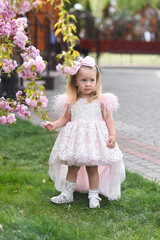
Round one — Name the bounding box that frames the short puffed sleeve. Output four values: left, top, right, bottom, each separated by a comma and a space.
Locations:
52, 94, 71, 116
99, 93, 119, 112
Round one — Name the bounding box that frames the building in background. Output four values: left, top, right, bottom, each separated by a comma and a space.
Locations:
26, 1, 59, 52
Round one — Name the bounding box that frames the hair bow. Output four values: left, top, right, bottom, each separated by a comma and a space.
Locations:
56, 56, 96, 76
70, 56, 96, 75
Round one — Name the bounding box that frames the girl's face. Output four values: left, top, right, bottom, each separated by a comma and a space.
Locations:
76, 67, 97, 98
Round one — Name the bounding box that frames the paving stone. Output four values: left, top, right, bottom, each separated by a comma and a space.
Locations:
144, 172, 160, 180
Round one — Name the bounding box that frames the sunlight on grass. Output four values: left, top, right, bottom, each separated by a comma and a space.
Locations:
90, 53, 160, 66
0, 119, 160, 239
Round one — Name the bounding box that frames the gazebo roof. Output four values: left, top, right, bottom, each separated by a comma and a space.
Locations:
133, 2, 158, 18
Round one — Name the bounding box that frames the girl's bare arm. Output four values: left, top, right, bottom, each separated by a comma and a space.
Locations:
101, 105, 116, 148
44, 107, 71, 131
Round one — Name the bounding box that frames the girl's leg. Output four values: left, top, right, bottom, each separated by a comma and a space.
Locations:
66, 166, 80, 182
51, 166, 80, 204
86, 166, 101, 208
86, 166, 99, 190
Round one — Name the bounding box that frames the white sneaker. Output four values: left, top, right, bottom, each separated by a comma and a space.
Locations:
51, 192, 74, 204
89, 196, 101, 208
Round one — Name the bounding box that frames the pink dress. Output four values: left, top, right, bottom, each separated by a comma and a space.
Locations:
49, 93, 125, 200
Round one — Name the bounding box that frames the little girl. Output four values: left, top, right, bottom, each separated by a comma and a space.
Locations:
44, 56, 125, 208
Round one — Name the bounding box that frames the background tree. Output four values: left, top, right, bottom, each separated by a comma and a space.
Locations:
117, 0, 160, 14
82, 0, 160, 17
84, 0, 92, 12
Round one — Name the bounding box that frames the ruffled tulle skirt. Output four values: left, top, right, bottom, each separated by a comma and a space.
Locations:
49, 121, 125, 200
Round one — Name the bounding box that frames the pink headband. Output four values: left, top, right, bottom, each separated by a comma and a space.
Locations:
56, 56, 96, 76
70, 56, 96, 75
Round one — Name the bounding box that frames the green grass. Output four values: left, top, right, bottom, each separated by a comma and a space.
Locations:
90, 52, 160, 66
0, 119, 160, 240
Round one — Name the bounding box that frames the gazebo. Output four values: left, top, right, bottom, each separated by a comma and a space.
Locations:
133, 2, 159, 41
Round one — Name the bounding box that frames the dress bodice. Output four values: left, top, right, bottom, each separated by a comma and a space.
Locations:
71, 98, 103, 122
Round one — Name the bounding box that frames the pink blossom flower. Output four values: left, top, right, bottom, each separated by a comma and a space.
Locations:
13, 27, 28, 50
30, 100, 37, 107
1, 2, 15, 21
17, 1, 32, 14
39, 95, 48, 108
0, 21, 11, 38
25, 98, 37, 107
15, 103, 21, 111
25, 92, 48, 109
64, 66, 71, 73
0, 116, 7, 125
56, 64, 79, 76
20, 104, 28, 112
21, 46, 40, 61
1, 21, 11, 38
17, 112, 24, 118
19, 54, 45, 79
34, 56, 46, 73
56, 64, 66, 75
16, 91, 22, 100
24, 111, 31, 118
8, 106, 14, 112
0, 2, 5, 13
18, 58, 36, 80
56, 63, 62, 72
25, 98, 31, 106
0, 100, 8, 109
0, 20, 5, 37
69, 65, 79, 75
10, 19, 18, 35
56, 63, 67, 75
18, 68, 36, 80
16, 17, 28, 28
13, 102, 31, 119
7, 114, 16, 124
3, 59, 17, 73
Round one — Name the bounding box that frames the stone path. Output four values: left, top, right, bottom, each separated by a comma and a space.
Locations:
101, 67, 160, 183
117, 133, 160, 182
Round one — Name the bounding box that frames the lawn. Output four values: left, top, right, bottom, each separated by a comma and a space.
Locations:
0, 119, 160, 240
90, 53, 160, 66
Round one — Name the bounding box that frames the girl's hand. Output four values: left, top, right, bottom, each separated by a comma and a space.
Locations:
107, 135, 116, 148
43, 121, 56, 131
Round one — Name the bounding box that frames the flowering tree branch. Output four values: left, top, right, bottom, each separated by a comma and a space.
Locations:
0, 0, 79, 125
48, 0, 80, 76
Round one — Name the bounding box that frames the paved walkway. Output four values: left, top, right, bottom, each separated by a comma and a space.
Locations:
101, 67, 160, 183
30, 67, 160, 184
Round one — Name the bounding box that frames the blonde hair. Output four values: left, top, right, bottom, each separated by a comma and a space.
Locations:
66, 65, 101, 103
